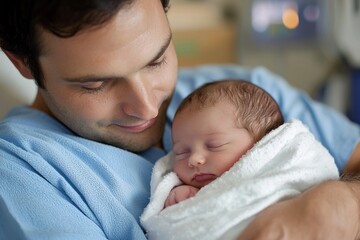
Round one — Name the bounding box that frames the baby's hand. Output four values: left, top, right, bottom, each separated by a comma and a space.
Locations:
164, 185, 199, 208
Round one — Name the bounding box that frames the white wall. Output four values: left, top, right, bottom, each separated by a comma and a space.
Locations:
0, 51, 37, 119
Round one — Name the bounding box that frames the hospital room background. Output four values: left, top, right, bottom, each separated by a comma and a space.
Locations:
0, 0, 359, 123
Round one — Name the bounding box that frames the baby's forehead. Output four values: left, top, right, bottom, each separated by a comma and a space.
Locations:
174, 100, 238, 125
172, 130, 230, 144
179, 98, 232, 112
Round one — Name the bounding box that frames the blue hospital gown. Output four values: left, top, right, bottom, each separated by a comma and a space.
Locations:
0, 65, 359, 239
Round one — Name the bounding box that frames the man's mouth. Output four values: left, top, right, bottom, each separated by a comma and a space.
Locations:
112, 118, 156, 133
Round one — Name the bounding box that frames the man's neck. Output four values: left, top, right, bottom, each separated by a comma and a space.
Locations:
31, 92, 54, 118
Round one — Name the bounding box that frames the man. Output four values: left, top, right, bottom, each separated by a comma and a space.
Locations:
0, 0, 359, 239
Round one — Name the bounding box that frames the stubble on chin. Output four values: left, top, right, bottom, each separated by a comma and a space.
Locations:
94, 100, 170, 152
98, 114, 167, 152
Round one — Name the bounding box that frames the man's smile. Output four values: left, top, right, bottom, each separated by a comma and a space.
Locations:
111, 118, 157, 133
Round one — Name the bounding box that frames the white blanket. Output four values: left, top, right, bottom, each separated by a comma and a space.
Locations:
140, 120, 339, 240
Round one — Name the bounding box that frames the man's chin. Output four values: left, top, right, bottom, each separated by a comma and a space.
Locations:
100, 123, 165, 152
95, 99, 169, 152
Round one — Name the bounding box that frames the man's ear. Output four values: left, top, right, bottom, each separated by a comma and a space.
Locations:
2, 50, 34, 79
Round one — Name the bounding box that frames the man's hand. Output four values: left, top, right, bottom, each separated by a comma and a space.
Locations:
237, 180, 360, 240
164, 185, 199, 208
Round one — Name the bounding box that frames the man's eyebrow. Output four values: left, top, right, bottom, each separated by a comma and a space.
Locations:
145, 32, 172, 67
64, 32, 172, 83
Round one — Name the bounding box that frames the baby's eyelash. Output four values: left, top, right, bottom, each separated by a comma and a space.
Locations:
175, 151, 188, 156
208, 143, 227, 148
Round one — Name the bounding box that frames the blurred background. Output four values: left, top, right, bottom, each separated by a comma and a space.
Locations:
168, 0, 360, 123
0, 0, 359, 122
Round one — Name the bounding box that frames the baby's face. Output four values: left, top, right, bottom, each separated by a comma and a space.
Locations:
172, 101, 255, 188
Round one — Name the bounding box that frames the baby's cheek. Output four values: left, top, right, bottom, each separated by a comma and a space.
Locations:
172, 161, 183, 175
173, 161, 189, 182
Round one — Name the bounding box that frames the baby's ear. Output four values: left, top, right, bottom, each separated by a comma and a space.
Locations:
3, 50, 34, 79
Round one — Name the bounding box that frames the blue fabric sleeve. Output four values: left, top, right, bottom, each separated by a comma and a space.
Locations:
169, 65, 360, 172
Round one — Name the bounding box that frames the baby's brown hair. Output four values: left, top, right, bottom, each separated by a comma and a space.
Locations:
175, 79, 284, 141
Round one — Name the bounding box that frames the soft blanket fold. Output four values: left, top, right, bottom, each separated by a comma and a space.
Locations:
140, 120, 339, 240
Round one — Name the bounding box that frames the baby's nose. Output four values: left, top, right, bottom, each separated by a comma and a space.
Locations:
188, 153, 206, 167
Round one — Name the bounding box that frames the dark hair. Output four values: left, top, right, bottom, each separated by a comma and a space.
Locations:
175, 79, 284, 141
0, 0, 170, 88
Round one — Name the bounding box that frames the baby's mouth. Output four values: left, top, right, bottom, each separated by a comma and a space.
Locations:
192, 173, 217, 182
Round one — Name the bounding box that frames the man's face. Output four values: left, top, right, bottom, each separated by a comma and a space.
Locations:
35, 0, 178, 151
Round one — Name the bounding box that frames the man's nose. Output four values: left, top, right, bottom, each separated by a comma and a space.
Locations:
188, 153, 206, 167
121, 76, 159, 120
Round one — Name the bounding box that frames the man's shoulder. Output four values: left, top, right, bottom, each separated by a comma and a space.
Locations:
0, 106, 70, 139
176, 64, 284, 91
177, 64, 252, 82
0, 106, 154, 167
